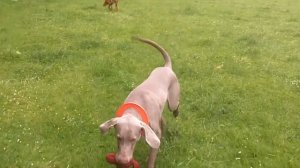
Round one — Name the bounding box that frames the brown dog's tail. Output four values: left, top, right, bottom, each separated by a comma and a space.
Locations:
133, 36, 172, 69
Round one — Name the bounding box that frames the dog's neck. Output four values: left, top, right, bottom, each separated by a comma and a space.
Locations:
115, 102, 149, 125
123, 109, 142, 121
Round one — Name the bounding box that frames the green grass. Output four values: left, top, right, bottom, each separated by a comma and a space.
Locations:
1, 0, 300, 167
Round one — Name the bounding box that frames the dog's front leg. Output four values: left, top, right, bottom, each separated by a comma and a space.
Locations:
147, 148, 159, 168
147, 126, 161, 168
108, 4, 112, 10
115, 2, 118, 11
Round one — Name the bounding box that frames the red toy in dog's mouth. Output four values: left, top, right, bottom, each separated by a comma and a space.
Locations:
106, 153, 140, 168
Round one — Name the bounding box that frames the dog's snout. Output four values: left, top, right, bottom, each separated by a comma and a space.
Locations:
116, 154, 132, 165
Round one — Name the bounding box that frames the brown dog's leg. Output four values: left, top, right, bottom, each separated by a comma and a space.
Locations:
115, 2, 118, 11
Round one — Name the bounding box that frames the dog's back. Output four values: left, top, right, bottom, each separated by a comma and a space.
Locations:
125, 37, 180, 119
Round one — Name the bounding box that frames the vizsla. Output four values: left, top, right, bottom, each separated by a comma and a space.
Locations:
103, 0, 118, 11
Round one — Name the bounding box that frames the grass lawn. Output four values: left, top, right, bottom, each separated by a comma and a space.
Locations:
0, 0, 300, 167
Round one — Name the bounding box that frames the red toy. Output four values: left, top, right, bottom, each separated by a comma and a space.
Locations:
106, 153, 140, 168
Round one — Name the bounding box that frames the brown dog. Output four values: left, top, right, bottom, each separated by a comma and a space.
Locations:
103, 0, 118, 11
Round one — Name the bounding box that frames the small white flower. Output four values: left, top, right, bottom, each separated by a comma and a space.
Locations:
215, 63, 224, 69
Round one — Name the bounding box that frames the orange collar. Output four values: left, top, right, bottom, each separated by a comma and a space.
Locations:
115, 102, 149, 125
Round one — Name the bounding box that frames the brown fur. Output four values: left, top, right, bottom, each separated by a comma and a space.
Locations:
103, 0, 118, 11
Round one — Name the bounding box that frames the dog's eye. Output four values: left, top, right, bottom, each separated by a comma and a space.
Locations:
129, 137, 136, 142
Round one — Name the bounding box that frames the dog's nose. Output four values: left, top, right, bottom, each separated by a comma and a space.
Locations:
116, 154, 132, 166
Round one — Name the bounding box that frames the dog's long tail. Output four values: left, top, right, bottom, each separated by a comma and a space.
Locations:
133, 36, 172, 69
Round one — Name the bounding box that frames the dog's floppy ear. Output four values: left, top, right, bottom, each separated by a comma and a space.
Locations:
99, 117, 120, 134
140, 122, 160, 149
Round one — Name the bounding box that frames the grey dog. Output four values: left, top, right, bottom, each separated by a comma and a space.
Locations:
100, 37, 180, 168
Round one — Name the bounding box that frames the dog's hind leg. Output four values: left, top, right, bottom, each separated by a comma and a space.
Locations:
167, 77, 180, 117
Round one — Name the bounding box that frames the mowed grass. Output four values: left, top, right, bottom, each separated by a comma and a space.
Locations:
0, 0, 300, 167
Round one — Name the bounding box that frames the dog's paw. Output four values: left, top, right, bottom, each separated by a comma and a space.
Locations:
173, 108, 179, 118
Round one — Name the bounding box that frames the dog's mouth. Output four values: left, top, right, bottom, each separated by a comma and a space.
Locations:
117, 160, 133, 167
115, 153, 133, 167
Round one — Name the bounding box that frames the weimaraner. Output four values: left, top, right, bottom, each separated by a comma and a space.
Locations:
99, 37, 180, 168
